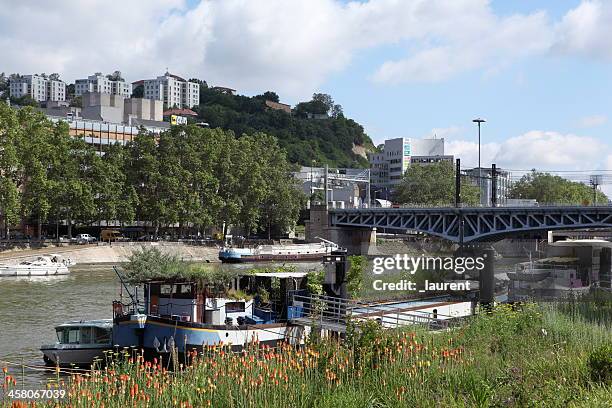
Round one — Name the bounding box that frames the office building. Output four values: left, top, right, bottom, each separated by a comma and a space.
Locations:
368, 137, 447, 187
465, 167, 511, 206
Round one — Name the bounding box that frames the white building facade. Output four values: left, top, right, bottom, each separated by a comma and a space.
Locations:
9, 74, 66, 102
143, 73, 199, 109
75, 73, 132, 98
369, 137, 446, 187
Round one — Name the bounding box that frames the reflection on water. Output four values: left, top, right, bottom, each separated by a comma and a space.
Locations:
0, 262, 322, 386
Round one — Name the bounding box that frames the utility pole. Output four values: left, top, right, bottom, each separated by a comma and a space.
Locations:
324, 164, 329, 211
366, 169, 371, 208
491, 163, 497, 207
455, 158, 461, 208
590, 175, 602, 205
473, 118, 486, 205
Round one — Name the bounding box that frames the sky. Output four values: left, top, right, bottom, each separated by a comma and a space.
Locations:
1, 0, 612, 183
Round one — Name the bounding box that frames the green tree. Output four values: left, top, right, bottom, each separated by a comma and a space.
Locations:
509, 171, 608, 205
0, 102, 21, 237
106, 70, 124, 81
131, 85, 143, 98
15, 108, 55, 237
47, 126, 97, 238
394, 161, 480, 206
125, 131, 163, 235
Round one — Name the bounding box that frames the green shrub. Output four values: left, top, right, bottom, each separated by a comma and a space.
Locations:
588, 343, 612, 384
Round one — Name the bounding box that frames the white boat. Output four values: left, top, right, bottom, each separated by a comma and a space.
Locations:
41, 319, 113, 367
219, 239, 338, 263
0, 254, 74, 277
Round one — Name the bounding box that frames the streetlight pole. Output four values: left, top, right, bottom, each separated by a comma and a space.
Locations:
473, 118, 486, 205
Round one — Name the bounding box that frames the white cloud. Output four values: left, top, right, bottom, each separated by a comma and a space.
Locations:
446, 139, 500, 168
426, 126, 464, 140
447, 130, 609, 171
578, 114, 608, 128
373, 9, 553, 83
554, 0, 612, 60
1, 0, 612, 99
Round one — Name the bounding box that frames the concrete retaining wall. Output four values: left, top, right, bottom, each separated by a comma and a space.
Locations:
0, 242, 220, 264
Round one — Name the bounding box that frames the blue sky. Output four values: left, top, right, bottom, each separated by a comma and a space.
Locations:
2, 0, 611, 175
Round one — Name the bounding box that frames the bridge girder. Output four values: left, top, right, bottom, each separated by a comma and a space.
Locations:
329, 207, 612, 243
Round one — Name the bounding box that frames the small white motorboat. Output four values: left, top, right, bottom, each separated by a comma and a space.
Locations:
41, 319, 113, 367
0, 254, 74, 277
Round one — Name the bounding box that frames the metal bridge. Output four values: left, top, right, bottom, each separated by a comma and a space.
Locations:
329, 206, 612, 243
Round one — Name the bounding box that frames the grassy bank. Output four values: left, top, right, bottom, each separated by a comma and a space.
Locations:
2, 302, 611, 407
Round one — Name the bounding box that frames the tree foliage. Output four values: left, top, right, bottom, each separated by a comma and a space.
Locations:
394, 161, 480, 206
509, 171, 608, 205
0, 103, 304, 238
192, 85, 372, 168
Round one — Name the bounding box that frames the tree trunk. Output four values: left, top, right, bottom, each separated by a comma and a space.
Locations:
67, 218, 73, 239
37, 215, 42, 239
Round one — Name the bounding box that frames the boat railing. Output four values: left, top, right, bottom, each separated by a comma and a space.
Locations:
288, 292, 458, 332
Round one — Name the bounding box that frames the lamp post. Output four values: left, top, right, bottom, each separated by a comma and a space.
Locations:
472, 118, 486, 205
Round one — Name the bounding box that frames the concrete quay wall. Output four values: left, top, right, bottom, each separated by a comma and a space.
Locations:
0, 242, 220, 264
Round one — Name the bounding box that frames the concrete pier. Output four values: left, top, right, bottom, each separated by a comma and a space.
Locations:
305, 205, 377, 255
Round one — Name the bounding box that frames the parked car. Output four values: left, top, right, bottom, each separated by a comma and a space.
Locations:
137, 234, 159, 242
75, 233, 97, 244
100, 229, 126, 242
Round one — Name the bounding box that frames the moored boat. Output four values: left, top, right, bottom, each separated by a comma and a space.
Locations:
112, 271, 311, 357
0, 254, 74, 277
219, 239, 338, 263
41, 319, 113, 367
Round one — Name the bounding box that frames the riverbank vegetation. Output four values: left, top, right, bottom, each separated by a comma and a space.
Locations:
0, 104, 304, 239
5, 301, 609, 407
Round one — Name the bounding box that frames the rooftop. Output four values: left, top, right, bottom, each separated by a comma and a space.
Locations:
163, 108, 198, 117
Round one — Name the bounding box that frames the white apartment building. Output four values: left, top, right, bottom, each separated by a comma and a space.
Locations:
142, 72, 199, 109
369, 137, 446, 187
9, 74, 66, 102
75, 73, 132, 98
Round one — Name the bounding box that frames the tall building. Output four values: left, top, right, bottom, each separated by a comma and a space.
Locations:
75, 73, 132, 98
465, 167, 511, 206
9, 74, 66, 102
368, 137, 450, 187
142, 72, 199, 109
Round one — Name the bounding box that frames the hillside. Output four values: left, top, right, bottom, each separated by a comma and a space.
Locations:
189, 84, 374, 168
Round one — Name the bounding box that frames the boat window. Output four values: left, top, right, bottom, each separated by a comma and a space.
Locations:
56, 329, 63, 343
180, 285, 192, 294
161, 285, 176, 295
226, 301, 245, 313
93, 327, 111, 344
67, 328, 80, 344
80, 327, 93, 344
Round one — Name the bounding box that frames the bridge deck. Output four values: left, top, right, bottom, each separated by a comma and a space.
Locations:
329, 206, 612, 242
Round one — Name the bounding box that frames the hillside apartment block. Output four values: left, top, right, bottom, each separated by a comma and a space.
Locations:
74, 73, 132, 98
142, 72, 199, 109
369, 137, 452, 187
9, 74, 66, 102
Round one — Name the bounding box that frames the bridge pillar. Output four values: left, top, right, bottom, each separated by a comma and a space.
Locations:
306, 205, 377, 254
455, 244, 495, 306
327, 227, 376, 255
305, 205, 328, 242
